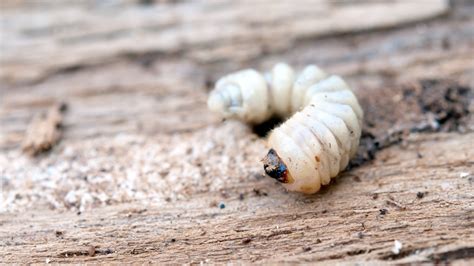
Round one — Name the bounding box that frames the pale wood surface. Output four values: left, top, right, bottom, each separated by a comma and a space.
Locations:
1, 132, 473, 264
1, 0, 474, 264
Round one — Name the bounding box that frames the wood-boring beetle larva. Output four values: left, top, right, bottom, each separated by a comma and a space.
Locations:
208, 63, 363, 194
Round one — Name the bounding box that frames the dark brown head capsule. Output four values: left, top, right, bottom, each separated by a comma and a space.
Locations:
263, 148, 291, 183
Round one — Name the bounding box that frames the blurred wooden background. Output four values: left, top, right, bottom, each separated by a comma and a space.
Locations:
1, 0, 473, 264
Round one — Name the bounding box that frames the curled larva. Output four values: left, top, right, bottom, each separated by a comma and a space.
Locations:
208, 63, 363, 194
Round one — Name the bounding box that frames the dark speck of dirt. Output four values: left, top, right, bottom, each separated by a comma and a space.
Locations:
138, 0, 155, 5
220, 190, 229, 199
372, 194, 379, 200
242, 238, 252, 244
303, 247, 312, 252
316, 239, 322, 244
209, 200, 218, 207
102, 248, 113, 255
58, 102, 68, 112
417, 191, 425, 199
442, 36, 451, 50
55, 230, 64, 237
58, 247, 113, 258
253, 188, 268, 197
379, 208, 388, 215
171, 238, 176, 243
417, 79, 471, 131
239, 193, 245, 201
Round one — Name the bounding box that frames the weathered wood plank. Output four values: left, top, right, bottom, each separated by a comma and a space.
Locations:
1, 132, 473, 264
0, 0, 448, 85
1, 0, 473, 264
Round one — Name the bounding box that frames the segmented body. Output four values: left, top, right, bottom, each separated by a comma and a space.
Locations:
208, 63, 363, 194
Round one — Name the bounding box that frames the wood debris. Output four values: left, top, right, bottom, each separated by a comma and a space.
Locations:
22, 103, 67, 156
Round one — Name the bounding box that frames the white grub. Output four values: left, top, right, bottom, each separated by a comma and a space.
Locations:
208, 63, 363, 194
391, 240, 403, 255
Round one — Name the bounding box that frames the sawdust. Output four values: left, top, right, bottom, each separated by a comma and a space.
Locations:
1, 121, 266, 212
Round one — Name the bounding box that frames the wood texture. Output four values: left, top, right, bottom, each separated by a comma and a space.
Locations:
0, 0, 448, 85
1, 132, 473, 264
1, 0, 474, 264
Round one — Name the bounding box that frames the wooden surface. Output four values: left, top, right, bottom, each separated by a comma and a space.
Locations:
1, 0, 474, 264
2, 132, 474, 264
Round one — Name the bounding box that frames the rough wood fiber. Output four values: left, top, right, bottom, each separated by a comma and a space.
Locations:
1, 133, 473, 264
1, 0, 474, 264
21, 103, 66, 156
0, 0, 448, 85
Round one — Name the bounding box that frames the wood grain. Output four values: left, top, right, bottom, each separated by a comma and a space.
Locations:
1, 0, 473, 264
1, 132, 473, 264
